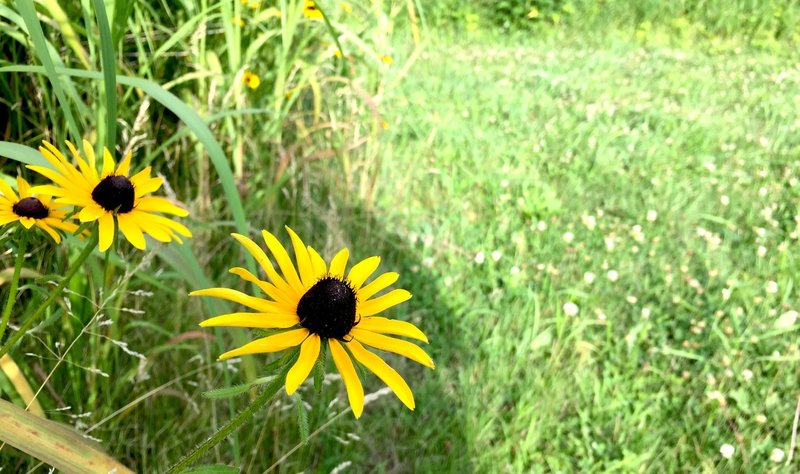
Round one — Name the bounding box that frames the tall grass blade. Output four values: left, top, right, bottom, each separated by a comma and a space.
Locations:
91, 0, 117, 152
15, 0, 82, 143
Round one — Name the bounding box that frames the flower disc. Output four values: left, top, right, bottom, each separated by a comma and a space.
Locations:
12, 197, 49, 219
297, 276, 357, 339
92, 175, 135, 213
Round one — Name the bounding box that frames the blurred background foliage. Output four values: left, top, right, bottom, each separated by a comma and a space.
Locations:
1, 0, 800, 472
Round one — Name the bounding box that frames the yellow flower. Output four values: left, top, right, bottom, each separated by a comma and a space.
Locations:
192, 227, 434, 418
243, 70, 261, 89
339, 2, 353, 13
0, 176, 78, 243
303, 0, 323, 20
232, 15, 245, 27
28, 140, 191, 251
380, 54, 393, 65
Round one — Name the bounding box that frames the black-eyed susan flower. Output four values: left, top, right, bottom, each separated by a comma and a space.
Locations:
242, 70, 261, 89
28, 140, 191, 252
303, 0, 323, 20
192, 227, 433, 418
0, 176, 78, 243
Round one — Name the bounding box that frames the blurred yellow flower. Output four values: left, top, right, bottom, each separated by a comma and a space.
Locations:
232, 15, 245, 27
303, 0, 323, 20
527, 7, 540, 18
339, 2, 353, 13
0, 176, 78, 243
243, 70, 261, 89
380, 54, 393, 65
333, 49, 343, 58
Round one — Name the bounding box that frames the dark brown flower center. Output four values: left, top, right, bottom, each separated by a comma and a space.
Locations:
12, 197, 49, 219
92, 175, 135, 213
296, 277, 357, 340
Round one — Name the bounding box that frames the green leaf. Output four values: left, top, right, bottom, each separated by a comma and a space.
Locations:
0, 398, 133, 473
295, 395, 309, 445
0, 141, 50, 167
202, 376, 273, 400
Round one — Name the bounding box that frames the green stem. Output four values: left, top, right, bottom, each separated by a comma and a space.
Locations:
0, 234, 98, 358
166, 363, 291, 473
0, 236, 27, 344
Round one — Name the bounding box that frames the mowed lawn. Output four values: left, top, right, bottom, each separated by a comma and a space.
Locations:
356, 31, 800, 472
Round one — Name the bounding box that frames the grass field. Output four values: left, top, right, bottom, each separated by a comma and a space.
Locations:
1, 1, 800, 472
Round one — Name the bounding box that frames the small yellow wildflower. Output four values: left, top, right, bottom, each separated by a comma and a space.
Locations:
527, 7, 540, 19
303, 0, 323, 20
232, 16, 245, 27
380, 55, 393, 65
333, 49, 343, 58
243, 70, 261, 90
339, 2, 353, 13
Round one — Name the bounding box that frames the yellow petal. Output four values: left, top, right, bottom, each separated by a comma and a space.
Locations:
347, 256, 380, 290
217, 328, 308, 360
116, 151, 133, 176
228, 267, 294, 306
357, 272, 399, 301
133, 176, 163, 197
285, 334, 320, 394
190, 288, 287, 313
117, 213, 146, 250
231, 233, 297, 299
19, 217, 35, 229
35, 220, 61, 243
79, 204, 106, 223
306, 246, 327, 279
357, 317, 428, 343
358, 289, 411, 316
134, 196, 189, 216
0, 179, 17, 201
347, 339, 415, 410
328, 248, 349, 279
76, 140, 100, 182
261, 229, 304, 293
15, 177, 30, 198
98, 213, 115, 251
351, 328, 434, 368
285, 226, 314, 289
199, 312, 299, 328
329, 339, 364, 418
101, 147, 115, 178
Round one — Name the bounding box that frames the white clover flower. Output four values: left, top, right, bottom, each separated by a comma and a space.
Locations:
719, 443, 735, 459
757, 245, 767, 257
720, 195, 730, 206
563, 302, 579, 317
583, 271, 596, 284
641, 307, 651, 319
755, 414, 767, 424
741, 369, 753, 381
581, 214, 597, 230
765, 280, 779, 294
536, 220, 547, 231
474, 251, 486, 264
491, 250, 502, 262
607, 270, 619, 282
562, 232, 575, 243
646, 210, 658, 222
770, 448, 785, 463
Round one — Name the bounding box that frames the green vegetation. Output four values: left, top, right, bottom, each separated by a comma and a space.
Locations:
2, 0, 800, 472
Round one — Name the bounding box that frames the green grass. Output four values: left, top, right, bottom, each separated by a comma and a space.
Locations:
2, 1, 800, 472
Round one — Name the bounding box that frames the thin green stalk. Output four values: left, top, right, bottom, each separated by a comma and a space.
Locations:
0, 234, 98, 358
0, 236, 27, 344
165, 363, 292, 473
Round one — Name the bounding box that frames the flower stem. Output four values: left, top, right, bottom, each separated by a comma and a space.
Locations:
0, 236, 27, 345
0, 234, 98, 358
165, 363, 291, 473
